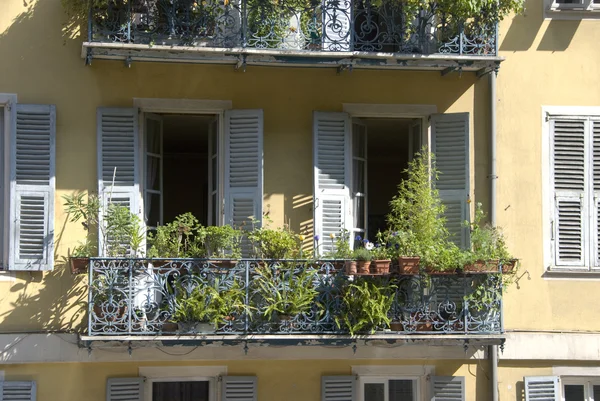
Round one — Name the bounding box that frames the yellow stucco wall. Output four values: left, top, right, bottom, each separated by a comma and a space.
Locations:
0, 0, 599, 336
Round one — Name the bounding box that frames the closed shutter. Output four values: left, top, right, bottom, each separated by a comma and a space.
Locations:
430, 376, 465, 401
106, 378, 144, 401
321, 376, 355, 401
592, 120, 600, 268
224, 110, 263, 255
431, 113, 470, 248
313, 112, 351, 256
222, 376, 257, 401
0, 381, 37, 401
524, 376, 559, 401
97, 108, 140, 256
9, 104, 55, 271
551, 118, 587, 267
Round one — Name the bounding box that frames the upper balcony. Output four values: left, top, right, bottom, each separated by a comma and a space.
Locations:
82, 0, 502, 72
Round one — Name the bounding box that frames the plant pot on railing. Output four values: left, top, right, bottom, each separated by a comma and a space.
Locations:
501, 259, 519, 274
371, 259, 391, 274
177, 321, 214, 334
389, 321, 404, 332
463, 260, 500, 273
345, 260, 357, 275
357, 260, 371, 274
397, 256, 420, 274
70, 257, 90, 274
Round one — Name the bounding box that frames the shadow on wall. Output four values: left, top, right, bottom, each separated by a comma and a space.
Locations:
499, 0, 580, 52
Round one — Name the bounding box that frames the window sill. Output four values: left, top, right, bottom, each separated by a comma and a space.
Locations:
545, 7, 600, 19
544, 268, 600, 280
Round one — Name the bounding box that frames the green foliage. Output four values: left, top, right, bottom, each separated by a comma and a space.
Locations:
209, 279, 254, 325
335, 278, 396, 335
248, 224, 300, 259
203, 225, 242, 258
353, 247, 372, 262
324, 229, 352, 259
147, 213, 206, 258
173, 283, 219, 324
253, 265, 319, 319
464, 202, 513, 263
370, 231, 391, 260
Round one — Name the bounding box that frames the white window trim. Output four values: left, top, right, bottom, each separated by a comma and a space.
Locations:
139, 366, 226, 401
0, 95, 15, 280
560, 376, 600, 401
542, 106, 600, 277
134, 98, 231, 228
545, 0, 600, 19
352, 365, 434, 401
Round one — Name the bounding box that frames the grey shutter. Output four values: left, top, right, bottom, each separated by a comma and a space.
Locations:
313, 112, 351, 256
222, 376, 257, 401
9, 104, 55, 271
551, 118, 587, 267
430, 376, 465, 401
0, 381, 36, 401
224, 110, 263, 254
431, 113, 470, 249
106, 378, 144, 401
97, 108, 140, 256
592, 120, 600, 268
321, 376, 355, 401
524, 376, 559, 401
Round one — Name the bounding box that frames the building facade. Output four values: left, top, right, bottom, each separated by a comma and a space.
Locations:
0, 0, 599, 400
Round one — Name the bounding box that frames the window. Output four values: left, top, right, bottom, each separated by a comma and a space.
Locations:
546, 0, 600, 18
552, 0, 600, 9
562, 379, 600, 401
153, 380, 210, 401
361, 378, 418, 401
547, 110, 600, 270
525, 376, 600, 401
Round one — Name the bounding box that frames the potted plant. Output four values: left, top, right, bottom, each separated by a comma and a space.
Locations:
147, 213, 206, 267
203, 225, 242, 266
353, 247, 372, 274
335, 278, 396, 335
371, 232, 391, 274
172, 283, 218, 334
210, 278, 254, 329
248, 223, 299, 260
252, 264, 319, 323
323, 229, 353, 272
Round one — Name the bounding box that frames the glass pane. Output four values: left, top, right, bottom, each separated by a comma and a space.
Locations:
389, 380, 413, 401
146, 155, 161, 191
146, 193, 161, 227
593, 385, 600, 401
211, 156, 217, 191
210, 123, 218, 155
211, 193, 217, 226
354, 196, 365, 232
153, 381, 209, 401
353, 160, 365, 194
364, 383, 385, 401
353, 124, 366, 159
146, 119, 161, 154
564, 385, 585, 401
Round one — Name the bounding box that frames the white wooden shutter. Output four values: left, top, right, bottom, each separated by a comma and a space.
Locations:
524, 376, 559, 401
106, 377, 143, 401
9, 104, 55, 271
431, 113, 470, 248
97, 108, 140, 256
224, 110, 263, 239
430, 376, 465, 401
222, 376, 257, 401
550, 118, 587, 267
321, 376, 355, 401
0, 381, 36, 401
313, 112, 351, 256
592, 120, 600, 268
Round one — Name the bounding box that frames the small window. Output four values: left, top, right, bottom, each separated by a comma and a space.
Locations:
547, 0, 600, 15
361, 378, 418, 401
153, 381, 210, 401
561, 379, 600, 401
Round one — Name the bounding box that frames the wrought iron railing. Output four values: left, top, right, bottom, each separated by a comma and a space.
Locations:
87, 258, 503, 336
88, 0, 498, 56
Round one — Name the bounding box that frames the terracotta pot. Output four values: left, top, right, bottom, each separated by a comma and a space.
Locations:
93, 304, 127, 322
161, 322, 179, 333
389, 321, 403, 331
501, 259, 518, 274
416, 321, 433, 331
463, 260, 499, 273
357, 260, 371, 274
70, 257, 89, 274
397, 256, 420, 274
345, 260, 357, 275
371, 259, 391, 274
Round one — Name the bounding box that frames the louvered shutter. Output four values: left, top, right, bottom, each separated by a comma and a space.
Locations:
524, 376, 559, 401
106, 378, 143, 401
431, 113, 470, 248
224, 110, 263, 255
550, 118, 587, 267
9, 105, 55, 271
430, 376, 465, 401
592, 120, 600, 268
0, 381, 36, 401
97, 108, 140, 256
321, 376, 355, 401
222, 376, 257, 401
313, 112, 351, 256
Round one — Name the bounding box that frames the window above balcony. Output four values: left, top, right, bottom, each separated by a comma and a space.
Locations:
82, 0, 503, 71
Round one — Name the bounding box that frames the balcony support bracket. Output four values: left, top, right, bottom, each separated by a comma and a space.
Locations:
235, 55, 247, 72
441, 66, 457, 76
337, 64, 353, 75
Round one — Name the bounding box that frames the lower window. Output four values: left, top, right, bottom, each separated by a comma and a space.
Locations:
152, 381, 210, 401
563, 380, 600, 401
362, 378, 418, 401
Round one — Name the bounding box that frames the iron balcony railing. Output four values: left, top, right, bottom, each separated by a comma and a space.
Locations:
88, 0, 498, 56
87, 258, 503, 337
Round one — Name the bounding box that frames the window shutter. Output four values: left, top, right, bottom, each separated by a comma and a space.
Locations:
97, 108, 140, 256
321, 376, 355, 401
592, 120, 600, 268
224, 110, 263, 251
222, 376, 257, 401
106, 378, 144, 401
0, 381, 36, 401
431, 113, 470, 248
524, 376, 559, 401
550, 118, 587, 267
430, 376, 465, 401
9, 104, 55, 271
313, 112, 351, 256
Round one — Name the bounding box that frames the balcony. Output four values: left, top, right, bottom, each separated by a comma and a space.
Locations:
82, 258, 504, 346
82, 0, 502, 71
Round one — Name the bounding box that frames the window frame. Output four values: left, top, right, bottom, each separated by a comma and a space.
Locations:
561, 377, 600, 401
542, 106, 600, 274
138, 365, 226, 401
358, 376, 420, 401
545, 0, 600, 19
0, 94, 16, 273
